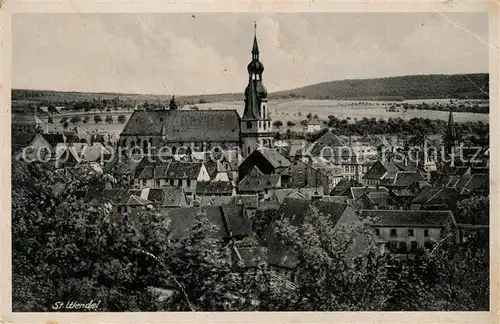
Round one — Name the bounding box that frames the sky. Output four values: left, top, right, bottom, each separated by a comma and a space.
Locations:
12, 13, 489, 95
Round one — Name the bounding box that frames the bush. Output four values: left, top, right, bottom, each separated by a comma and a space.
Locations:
287, 121, 296, 127
94, 115, 103, 123
273, 120, 283, 128
105, 116, 114, 124
118, 115, 126, 123
70, 116, 82, 124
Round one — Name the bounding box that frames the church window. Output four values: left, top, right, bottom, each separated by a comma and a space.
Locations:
247, 121, 252, 129
263, 122, 267, 130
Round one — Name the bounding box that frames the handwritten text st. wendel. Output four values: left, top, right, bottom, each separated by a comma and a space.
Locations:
52, 300, 101, 311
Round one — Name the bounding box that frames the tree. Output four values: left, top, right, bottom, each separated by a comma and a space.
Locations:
60, 117, 68, 124
118, 115, 126, 123
11, 159, 174, 311
63, 122, 69, 130
105, 115, 114, 124
286, 121, 295, 127
94, 115, 103, 123
273, 120, 283, 128
306, 112, 312, 120
70, 116, 82, 124
300, 119, 308, 127
313, 114, 318, 119
83, 116, 90, 124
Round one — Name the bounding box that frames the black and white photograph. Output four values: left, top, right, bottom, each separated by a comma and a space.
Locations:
7, 9, 494, 316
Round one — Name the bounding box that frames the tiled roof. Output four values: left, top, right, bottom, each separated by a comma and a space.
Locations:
410, 187, 460, 207
310, 132, 345, 156
350, 186, 389, 200
130, 187, 187, 207
199, 195, 234, 206
159, 205, 252, 240
391, 189, 415, 197
136, 161, 203, 180
238, 167, 280, 192
321, 196, 349, 203
363, 161, 390, 180
359, 209, 456, 227
165, 162, 202, 179
121, 110, 240, 142
196, 181, 234, 195
256, 148, 291, 169
389, 171, 423, 187
329, 179, 363, 197
40, 133, 66, 147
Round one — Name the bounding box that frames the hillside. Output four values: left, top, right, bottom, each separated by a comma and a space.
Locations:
12, 73, 489, 105
272, 74, 489, 100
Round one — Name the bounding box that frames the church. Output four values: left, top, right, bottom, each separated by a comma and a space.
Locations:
119, 25, 273, 158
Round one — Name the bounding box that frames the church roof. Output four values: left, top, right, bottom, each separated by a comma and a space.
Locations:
121, 110, 240, 142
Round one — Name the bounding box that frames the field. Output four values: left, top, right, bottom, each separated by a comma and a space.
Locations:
190, 99, 490, 124
37, 99, 489, 138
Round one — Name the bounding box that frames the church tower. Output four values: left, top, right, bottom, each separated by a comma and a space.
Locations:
444, 106, 457, 155
240, 23, 273, 158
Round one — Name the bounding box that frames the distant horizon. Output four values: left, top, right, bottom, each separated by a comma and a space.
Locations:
11, 72, 489, 98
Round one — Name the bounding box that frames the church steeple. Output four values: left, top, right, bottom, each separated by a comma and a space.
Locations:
240, 23, 273, 157
252, 21, 259, 58
445, 106, 456, 154
243, 22, 267, 120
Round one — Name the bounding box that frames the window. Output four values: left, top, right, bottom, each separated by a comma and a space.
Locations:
408, 229, 414, 237
247, 121, 252, 129
424, 229, 429, 237
142, 179, 147, 186
390, 229, 397, 237
375, 228, 380, 236
156, 180, 161, 187
117, 206, 121, 213
170, 180, 174, 186
187, 179, 191, 187
410, 241, 418, 252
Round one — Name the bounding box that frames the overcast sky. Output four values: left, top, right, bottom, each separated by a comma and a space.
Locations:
13, 13, 489, 95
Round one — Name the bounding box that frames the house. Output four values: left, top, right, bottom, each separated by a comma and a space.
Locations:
238, 147, 291, 180
305, 118, 322, 133
329, 178, 363, 197
238, 166, 281, 199
350, 186, 394, 209
359, 209, 457, 253
279, 157, 341, 194
362, 160, 400, 187
410, 187, 462, 211
270, 187, 324, 205
63, 126, 91, 143
308, 131, 345, 157
159, 205, 253, 242
134, 160, 210, 197
260, 198, 384, 279
199, 194, 259, 219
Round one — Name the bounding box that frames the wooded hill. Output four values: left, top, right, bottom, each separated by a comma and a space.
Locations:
12, 73, 489, 104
